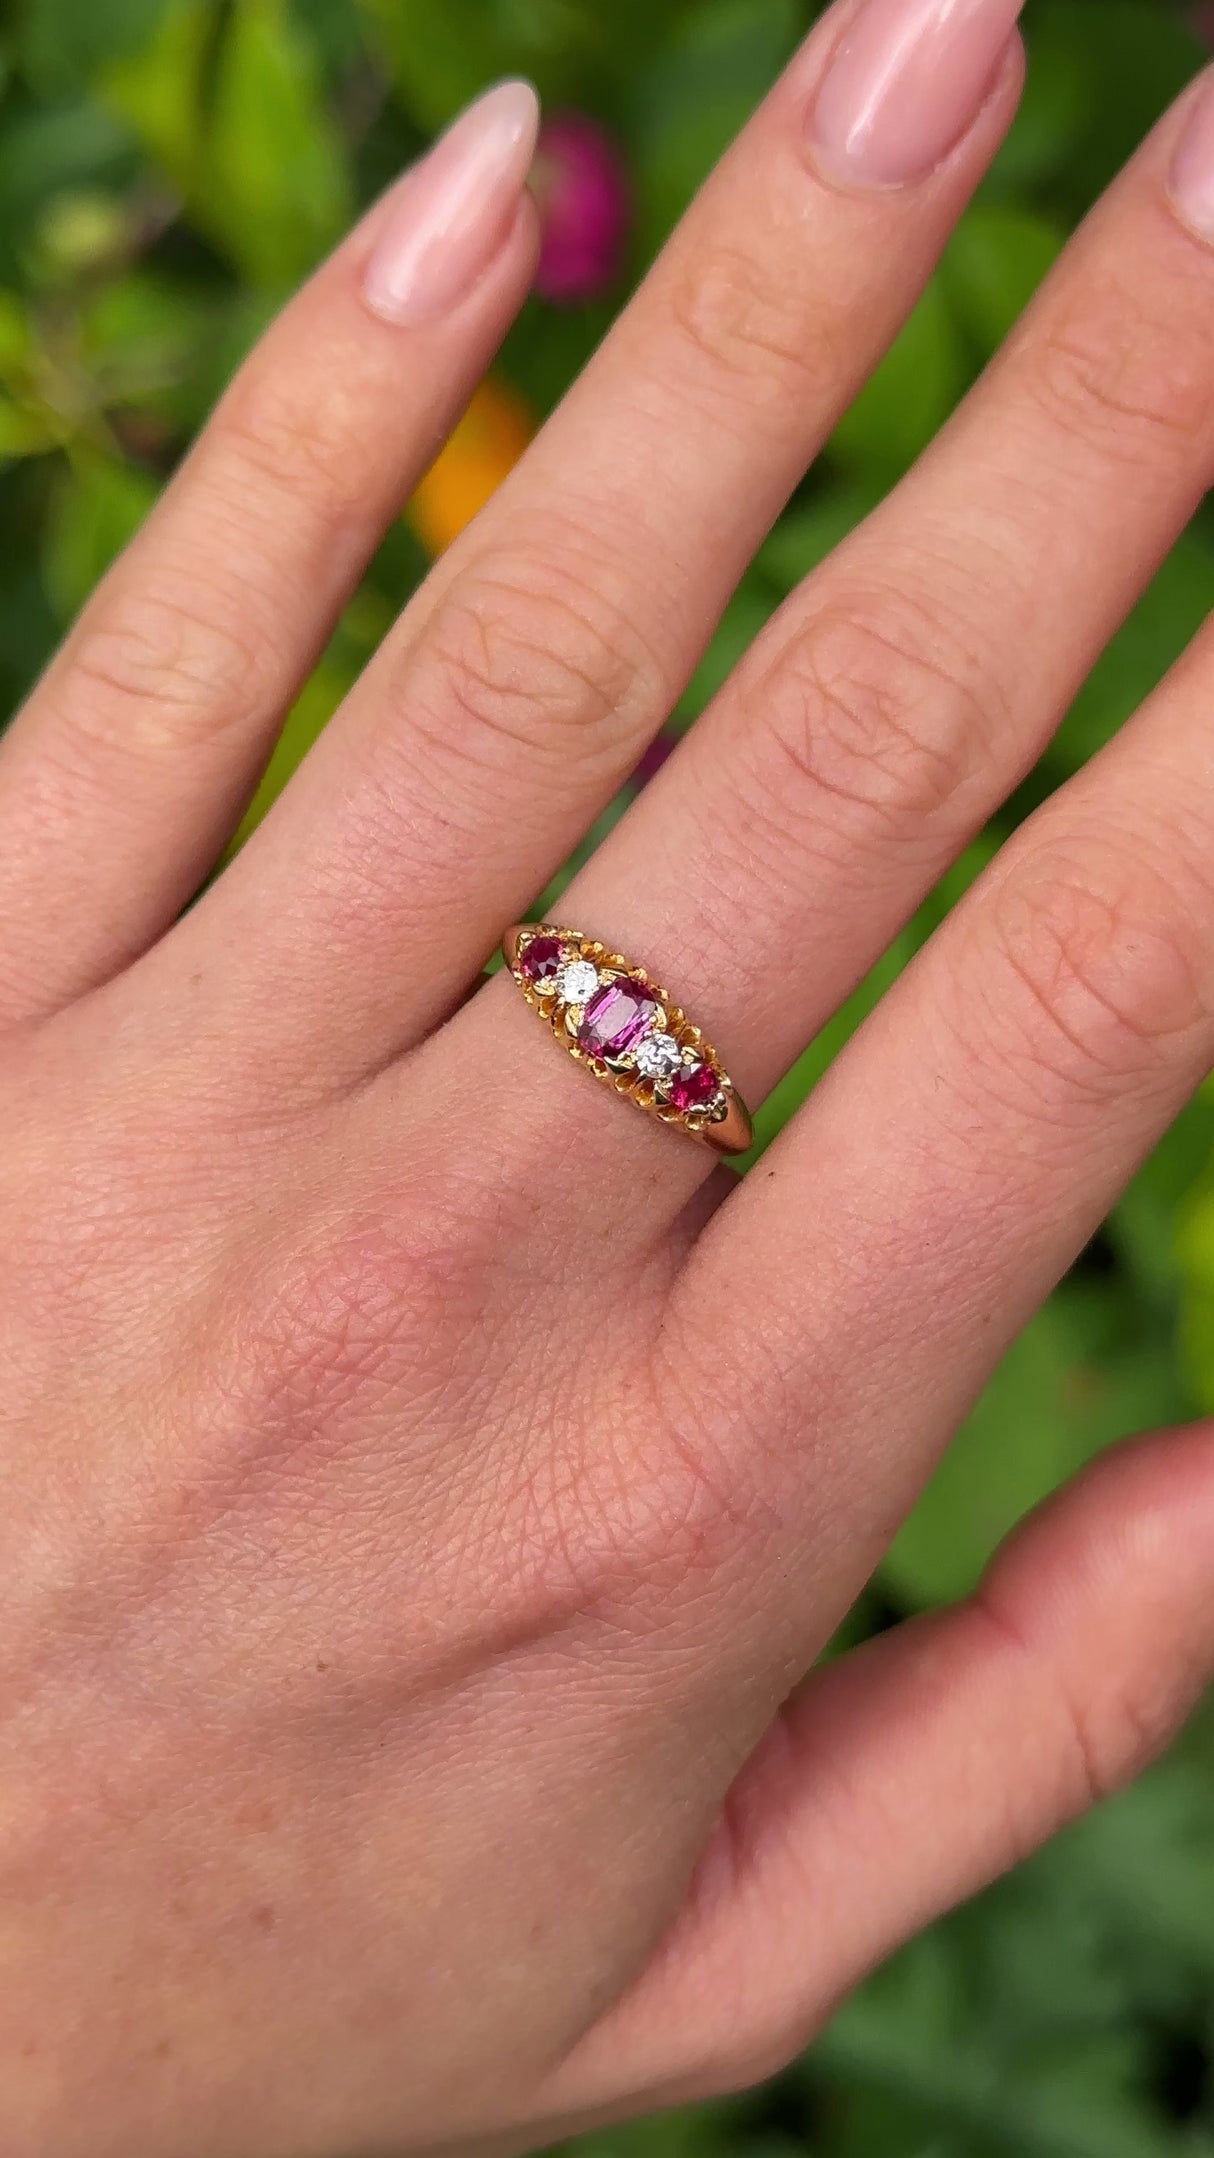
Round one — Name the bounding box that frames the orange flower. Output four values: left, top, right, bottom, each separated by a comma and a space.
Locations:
408, 376, 534, 555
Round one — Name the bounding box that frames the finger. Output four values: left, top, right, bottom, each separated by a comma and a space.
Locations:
477, 58, 1214, 1223
540, 1420, 1214, 2123
0, 82, 540, 1026
169, 0, 1026, 1085
677, 514, 1214, 1635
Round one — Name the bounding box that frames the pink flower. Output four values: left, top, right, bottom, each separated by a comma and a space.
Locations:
532, 113, 631, 304
632, 727, 677, 789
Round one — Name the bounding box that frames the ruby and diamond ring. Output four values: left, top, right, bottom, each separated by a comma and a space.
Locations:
504, 926, 753, 1156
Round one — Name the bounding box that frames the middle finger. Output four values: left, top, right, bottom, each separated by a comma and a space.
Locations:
456, 59, 1214, 1223
165, 0, 1026, 1086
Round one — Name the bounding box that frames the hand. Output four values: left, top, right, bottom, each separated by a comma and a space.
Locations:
3, 3, 1214, 2152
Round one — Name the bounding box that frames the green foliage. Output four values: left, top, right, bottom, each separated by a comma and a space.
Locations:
885, 1278, 1190, 1608
0, 0, 1212, 2151
104, 0, 352, 287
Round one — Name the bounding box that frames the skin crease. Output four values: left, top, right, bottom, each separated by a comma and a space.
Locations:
2, 4, 1214, 2155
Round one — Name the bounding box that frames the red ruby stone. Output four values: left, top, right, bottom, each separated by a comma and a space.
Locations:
519, 934, 564, 987
578, 977, 658, 1058
669, 1062, 719, 1113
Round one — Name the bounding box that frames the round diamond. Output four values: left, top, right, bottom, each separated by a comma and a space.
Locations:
635, 1031, 681, 1082
558, 959, 600, 1006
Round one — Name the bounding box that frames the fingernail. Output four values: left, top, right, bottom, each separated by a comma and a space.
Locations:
364, 80, 540, 325
1169, 73, 1214, 244
810, 0, 1024, 190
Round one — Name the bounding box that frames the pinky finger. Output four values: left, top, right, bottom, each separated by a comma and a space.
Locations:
546, 1420, 1214, 2121
0, 81, 539, 1027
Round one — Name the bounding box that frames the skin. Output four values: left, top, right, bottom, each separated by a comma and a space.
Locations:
0, 9, 1213, 2156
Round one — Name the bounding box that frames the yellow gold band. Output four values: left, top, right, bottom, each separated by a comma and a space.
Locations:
504, 925, 753, 1157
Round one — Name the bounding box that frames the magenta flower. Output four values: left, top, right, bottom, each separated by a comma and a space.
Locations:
532, 112, 631, 304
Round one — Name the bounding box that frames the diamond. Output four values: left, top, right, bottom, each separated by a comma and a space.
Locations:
558, 959, 600, 1007
578, 977, 659, 1059
519, 934, 565, 989
635, 1031, 682, 1083
669, 1061, 720, 1113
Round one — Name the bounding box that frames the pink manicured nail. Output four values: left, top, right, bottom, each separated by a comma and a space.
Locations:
1169, 74, 1214, 242
810, 0, 1024, 190
364, 81, 540, 325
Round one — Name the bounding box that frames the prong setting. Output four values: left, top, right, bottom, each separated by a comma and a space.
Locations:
506, 926, 750, 1154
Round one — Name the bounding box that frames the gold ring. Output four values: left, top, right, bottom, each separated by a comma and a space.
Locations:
504, 925, 753, 1156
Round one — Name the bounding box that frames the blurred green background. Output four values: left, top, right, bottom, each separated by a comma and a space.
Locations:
2, 0, 1214, 2148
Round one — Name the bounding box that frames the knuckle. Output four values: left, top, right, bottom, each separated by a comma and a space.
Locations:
974, 1590, 1171, 1825
621, 1321, 781, 1596
403, 542, 666, 791
1059, 1675, 1173, 1812
66, 580, 271, 756
740, 590, 991, 844
219, 363, 365, 515
471, 1323, 773, 1632
1028, 278, 1214, 460
665, 237, 837, 411
979, 833, 1213, 1092
583, 1419, 764, 1607
223, 1167, 505, 1454
488, 1398, 755, 1631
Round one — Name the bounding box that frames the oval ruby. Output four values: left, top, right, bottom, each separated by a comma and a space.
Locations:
577, 977, 658, 1059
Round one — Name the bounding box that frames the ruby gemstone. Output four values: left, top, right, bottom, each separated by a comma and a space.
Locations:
577, 977, 658, 1059
669, 1062, 719, 1113
519, 935, 564, 987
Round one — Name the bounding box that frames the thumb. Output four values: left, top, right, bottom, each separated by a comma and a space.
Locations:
543, 1419, 1214, 2126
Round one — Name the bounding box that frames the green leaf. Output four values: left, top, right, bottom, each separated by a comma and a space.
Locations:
943, 203, 1066, 358
354, 0, 513, 127
100, 2, 213, 208
355, 0, 621, 127
1018, 0, 1203, 212
630, 0, 801, 253
80, 267, 208, 380
0, 102, 134, 256
884, 1280, 1188, 1608
0, 393, 59, 459
16, 0, 176, 91
0, 288, 34, 373
1110, 1091, 1214, 1312
673, 580, 776, 724
984, 10, 1085, 196
830, 276, 966, 481
41, 448, 157, 620
564, 2103, 750, 2158
1052, 535, 1214, 772
1177, 1158, 1214, 1416
204, 0, 351, 286
757, 480, 883, 595
745, 838, 997, 1159
816, 1972, 1184, 2158
105, 0, 351, 289
230, 587, 390, 843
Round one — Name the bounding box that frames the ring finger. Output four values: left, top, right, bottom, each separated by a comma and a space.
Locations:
163, 0, 1026, 1085
444, 57, 1214, 1222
